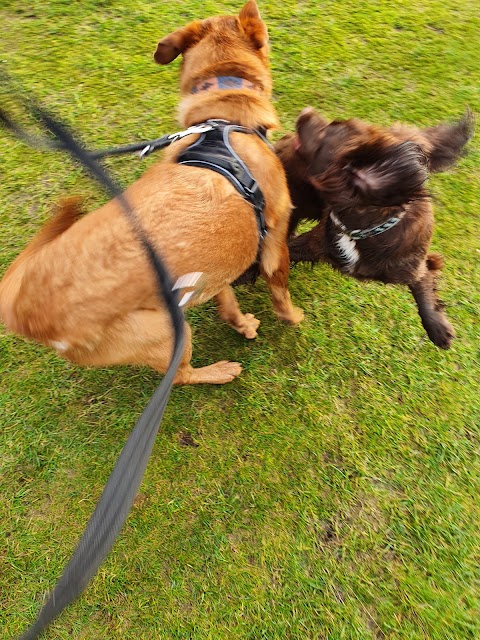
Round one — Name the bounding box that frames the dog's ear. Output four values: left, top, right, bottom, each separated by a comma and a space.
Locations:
239, 1, 268, 49
420, 110, 474, 173
331, 140, 429, 206
154, 21, 203, 64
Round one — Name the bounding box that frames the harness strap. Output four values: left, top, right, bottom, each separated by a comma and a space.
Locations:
177, 122, 268, 243
90, 119, 270, 161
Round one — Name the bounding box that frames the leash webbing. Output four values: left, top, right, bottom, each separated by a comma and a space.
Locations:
0, 75, 185, 639
90, 122, 217, 159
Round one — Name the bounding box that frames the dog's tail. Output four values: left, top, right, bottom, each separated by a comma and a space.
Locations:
20, 196, 84, 257
0, 197, 84, 330
390, 112, 474, 174
426, 252, 444, 272
421, 110, 475, 173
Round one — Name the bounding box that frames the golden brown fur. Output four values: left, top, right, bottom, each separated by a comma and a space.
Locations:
0, 1, 303, 384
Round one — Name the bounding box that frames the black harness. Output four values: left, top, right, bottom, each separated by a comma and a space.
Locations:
176, 120, 269, 244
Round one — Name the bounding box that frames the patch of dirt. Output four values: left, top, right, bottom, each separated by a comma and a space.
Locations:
177, 431, 199, 447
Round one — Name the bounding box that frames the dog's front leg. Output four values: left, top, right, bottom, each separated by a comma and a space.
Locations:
260, 243, 304, 325
215, 286, 260, 338
408, 254, 455, 349
288, 223, 328, 264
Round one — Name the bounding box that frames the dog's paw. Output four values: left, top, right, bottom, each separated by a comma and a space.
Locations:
181, 361, 243, 384
199, 360, 243, 383
278, 306, 305, 326
426, 317, 455, 349
235, 313, 260, 339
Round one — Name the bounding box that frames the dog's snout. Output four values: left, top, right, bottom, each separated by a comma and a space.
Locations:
296, 106, 315, 130
299, 106, 315, 118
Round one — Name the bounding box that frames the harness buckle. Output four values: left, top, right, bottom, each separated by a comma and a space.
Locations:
169, 123, 216, 141
139, 144, 153, 159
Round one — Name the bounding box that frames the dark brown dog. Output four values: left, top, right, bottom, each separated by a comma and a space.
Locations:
279, 107, 473, 348
0, 1, 303, 384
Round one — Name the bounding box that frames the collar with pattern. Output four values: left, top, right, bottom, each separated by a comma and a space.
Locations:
191, 76, 262, 95
329, 209, 406, 240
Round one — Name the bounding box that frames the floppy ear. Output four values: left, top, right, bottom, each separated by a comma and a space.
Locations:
239, 0, 268, 49
154, 21, 203, 64
335, 140, 429, 206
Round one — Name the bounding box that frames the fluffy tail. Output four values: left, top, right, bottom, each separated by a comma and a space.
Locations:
390, 111, 475, 174
0, 197, 84, 329
421, 110, 475, 173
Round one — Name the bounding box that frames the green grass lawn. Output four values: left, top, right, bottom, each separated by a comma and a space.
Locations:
1, 1, 479, 638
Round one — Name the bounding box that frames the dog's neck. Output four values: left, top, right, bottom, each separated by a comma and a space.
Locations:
330, 208, 406, 241
178, 71, 279, 131
330, 205, 407, 238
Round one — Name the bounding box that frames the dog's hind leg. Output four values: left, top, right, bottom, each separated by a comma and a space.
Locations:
215, 286, 260, 338
64, 309, 242, 384
260, 243, 304, 325
408, 254, 455, 349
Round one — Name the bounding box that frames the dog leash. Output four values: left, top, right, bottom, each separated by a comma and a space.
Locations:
0, 73, 187, 640
0, 78, 271, 162
0, 104, 212, 158
93, 122, 218, 159
0, 105, 269, 161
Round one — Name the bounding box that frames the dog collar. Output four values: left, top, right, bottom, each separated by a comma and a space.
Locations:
329, 209, 406, 240
191, 76, 262, 95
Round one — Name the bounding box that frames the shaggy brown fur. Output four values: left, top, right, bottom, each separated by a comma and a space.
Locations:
0, 1, 303, 384
282, 107, 473, 348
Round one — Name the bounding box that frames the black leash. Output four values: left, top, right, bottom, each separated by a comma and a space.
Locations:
0, 103, 213, 160
0, 74, 186, 639
91, 122, 218, 159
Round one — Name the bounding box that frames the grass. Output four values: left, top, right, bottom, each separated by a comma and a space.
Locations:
1, 1, 479, 638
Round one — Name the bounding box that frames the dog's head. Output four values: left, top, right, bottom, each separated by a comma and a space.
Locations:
294, 107, 429, 208
154, 1, 271, 94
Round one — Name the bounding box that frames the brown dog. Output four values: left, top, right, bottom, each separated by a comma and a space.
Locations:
280, 107, 472, 348
0, 1, 303, 384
